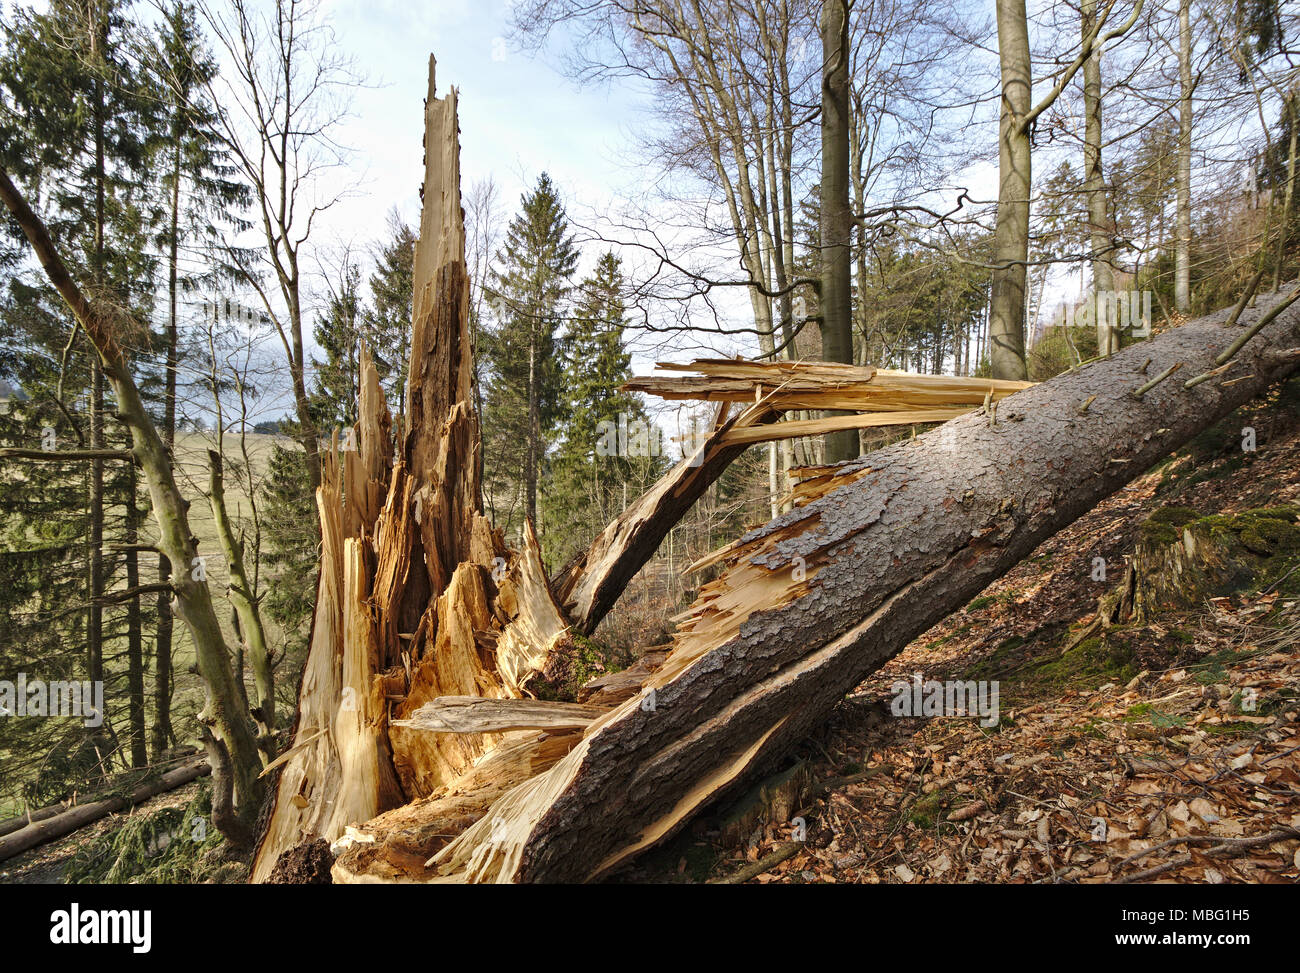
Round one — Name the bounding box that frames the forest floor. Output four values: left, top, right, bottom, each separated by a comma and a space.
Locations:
624, 384, 1300, 884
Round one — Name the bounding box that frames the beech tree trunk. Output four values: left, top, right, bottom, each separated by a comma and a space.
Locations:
990, 0, 1144, 376
1082, 0, 1117, 356
1175, 0, 1192, 311
989, 0, 1032, 380
820, 0, 856, 461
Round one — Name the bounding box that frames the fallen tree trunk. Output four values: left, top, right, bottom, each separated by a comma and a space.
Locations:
0, 747, 204, 839
0, 803, 67, 840
555, 363, 1031, 634
0, 758, 210, 863
345, 284, 1300, 883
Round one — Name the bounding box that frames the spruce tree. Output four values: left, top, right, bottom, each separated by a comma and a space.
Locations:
365, 212, 416, 430
310, 259, 364, 431
258, 442, 317, 684
544, 251, 662, 567
482, 172, 578, 539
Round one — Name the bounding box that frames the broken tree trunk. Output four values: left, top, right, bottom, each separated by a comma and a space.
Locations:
625, 359, 1031, 412
554, 365, 1030, 636
336, 284, 1300, 883
553, 399, 775, 635
250, 60, 572, 881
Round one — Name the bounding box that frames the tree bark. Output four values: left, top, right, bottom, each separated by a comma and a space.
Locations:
820, 0, 856, 460
155, 135, 183, 761
1274, 90, 1297, 291
125, 464, 147, 768
989, 0, 1033, 380
990, 0, 1144, 376
1082, 0, 1117, 356
1175, 0, 1192, 311
208, 448, 275, 747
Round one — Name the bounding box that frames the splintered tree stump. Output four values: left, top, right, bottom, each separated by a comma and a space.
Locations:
250, 59, 573, 881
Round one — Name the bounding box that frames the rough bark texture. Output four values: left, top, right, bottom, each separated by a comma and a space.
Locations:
989, 0, 1032, 380
420, 286, 1300, 883
561, 364, 1030, 636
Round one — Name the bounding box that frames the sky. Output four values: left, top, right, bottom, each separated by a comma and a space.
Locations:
316, 0, 649, 274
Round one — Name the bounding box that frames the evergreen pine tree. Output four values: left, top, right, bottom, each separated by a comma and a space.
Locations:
482, 172, 578, 540
544, 251, 663, 567
365, 212, 416, 429
310, 259, 364, 431
258, 442, 317, 681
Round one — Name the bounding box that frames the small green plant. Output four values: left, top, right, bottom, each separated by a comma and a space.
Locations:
907, 789, 952, 829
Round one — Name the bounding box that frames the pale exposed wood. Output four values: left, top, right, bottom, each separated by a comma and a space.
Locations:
345, 347, 393, 537
493, 521, 571, 696
393, 696, 605, 734
253, 58, 577, 879
779, 463, 875, 511
719, 408, 972, 447
329, 729, 583, 883
389, 563, 504, 797
554, 361, 983, 634
333, 537, 405, 832
263, 49, 1300, 885
628, 359, 1032, 413
250, 442, 348, 883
